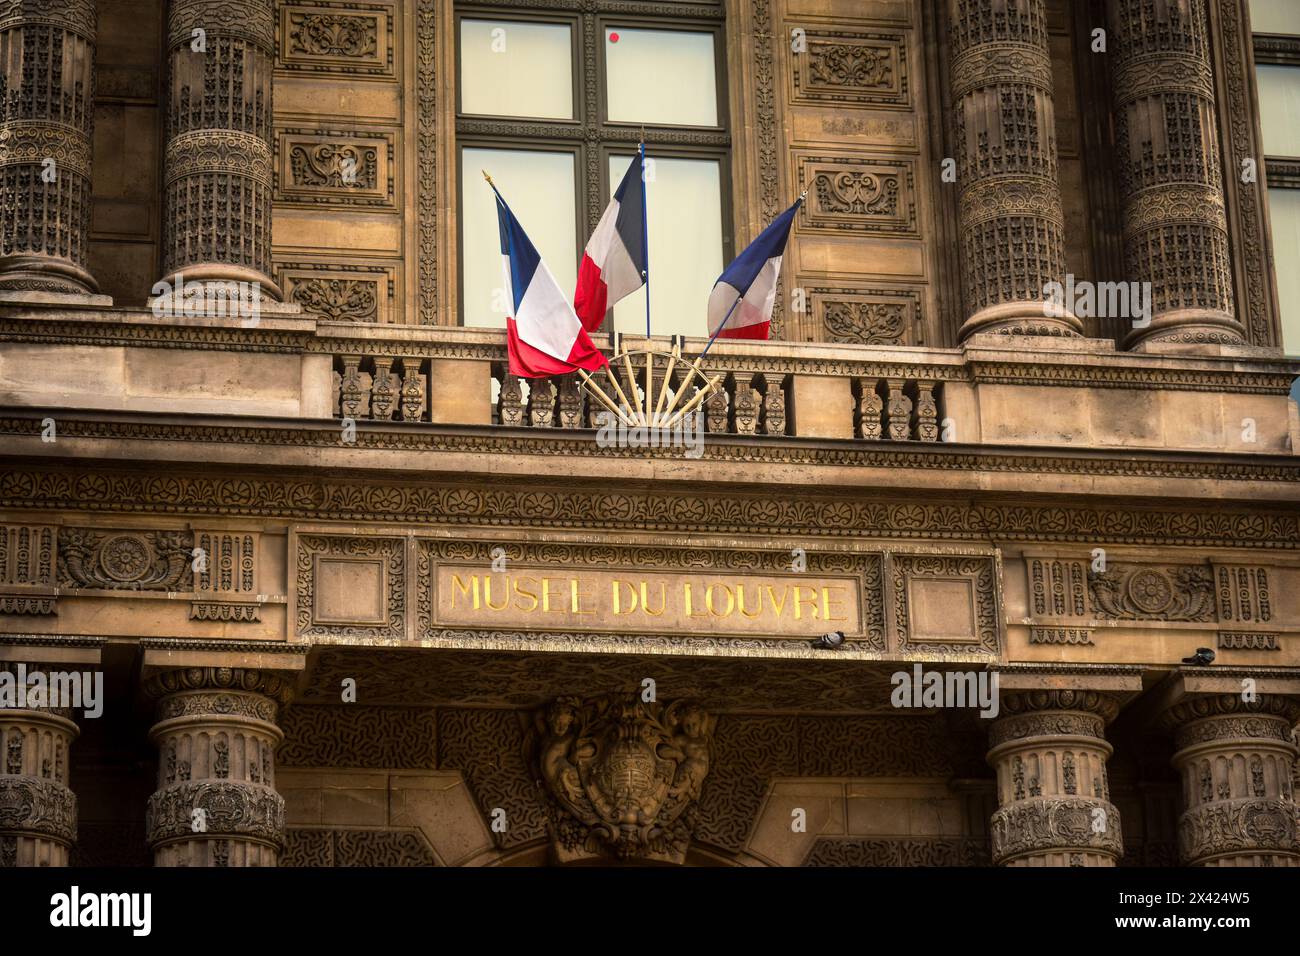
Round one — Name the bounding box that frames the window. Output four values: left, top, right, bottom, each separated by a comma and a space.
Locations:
455, 4, 730, 336
1251, 0, 1300, 369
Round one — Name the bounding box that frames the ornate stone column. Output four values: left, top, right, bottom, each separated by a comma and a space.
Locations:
0, 0, 98, 293
987, 691, 1123, 866
156, 0, 281, 301
1162, 695, 1299, 866
1107, 0, 1245, 348
0, 662, 79, 866
145, 667, 289, 867
948, 0, 1080, 339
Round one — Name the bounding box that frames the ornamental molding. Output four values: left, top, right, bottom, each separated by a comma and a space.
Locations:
990, 797, 1123, 863
145, 781, 285, 847
0, 776, 77, 844
5, 419, 1300, 486
1178, 798, 1297, 860
4, 467, 1300, 548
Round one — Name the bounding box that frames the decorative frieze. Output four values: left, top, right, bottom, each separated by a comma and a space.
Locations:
0, 524, 56, 614
1088, 564, 1215, 622
0, 0, 98, 293
1028, 626, 1093, 646
1213, 564, 1271, 625
57, 529, 193, 591
1217, 632, 1279, 651
1028, 558, 1089, 619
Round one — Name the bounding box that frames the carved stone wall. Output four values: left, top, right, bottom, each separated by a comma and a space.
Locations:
947, 0, 1079, 338
1163, 694, 1300, 866
987, 690, 1123, 866
0, 0, 98, 292
145, 667, 291, 867
1106, 0, 1244, 348
0, 662, 79, 866
158, 0, 281, 298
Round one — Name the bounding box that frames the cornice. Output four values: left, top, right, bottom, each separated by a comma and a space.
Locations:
1, 312, 1297, 393
3, 412, 1299, 485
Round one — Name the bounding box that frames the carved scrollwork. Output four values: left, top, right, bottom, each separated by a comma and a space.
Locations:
991, 797, 1123, 863
0, 776, 77, 844
528, 694, 714, 864
57, 529, 193, 591
1178, 799, 1297, 859
145, 781, 285, 846
1088, 564, 1214, 621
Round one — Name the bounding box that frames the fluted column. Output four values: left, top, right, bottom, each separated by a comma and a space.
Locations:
156, 0, 281, 301
0, 0, 97, 293
145, 667, 289, 867
948, 0, 1080, 339
0, 663, 79, 866
1162, 695, 1299, 866
987, 691, 1123, 866
1108, 0, 1244, 348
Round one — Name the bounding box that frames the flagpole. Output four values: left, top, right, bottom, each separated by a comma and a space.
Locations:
698, 187, 807, 362
639, 135, 651, 338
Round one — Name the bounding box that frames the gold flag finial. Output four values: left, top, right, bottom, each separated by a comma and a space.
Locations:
482, 169, 494, 187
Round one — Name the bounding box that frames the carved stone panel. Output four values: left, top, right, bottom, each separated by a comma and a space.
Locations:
807, 286, 923, 345
0, 524, 56, 611
276, 129, 395, 208
891, 552, 1002, 658
191, 529, 261, 623
278, 2, 394, 77
295, 535, 406, 640
280, 264, 396, 323
1027, 557, 1089, 619
57, 529, 193, 591
1212, 564, 1272, 625
794, 153, 917, 237
788, 28, 909, 109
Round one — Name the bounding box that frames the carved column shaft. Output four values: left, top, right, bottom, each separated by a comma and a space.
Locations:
1107, 0, 1243, 348
948, 0, 1079, 338
145, 667, 288, 867
1164, 695, 1299, 867
158, 0, 281, 299
987, 691, 1123, 866
0, 0, 97, 293
0, 663, 79, 866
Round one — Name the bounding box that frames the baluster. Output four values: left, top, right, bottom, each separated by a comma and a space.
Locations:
370, 357, 399, 420
857, 378, 883, 440
762, 374, 787, 436
529, 378, 557, 428
400, 359, 426, 422
339, 356, 371, 419
886, 379, 912, 441
914, 382, 938, 442
733, 373, 759, 435
557, 375, 584, 428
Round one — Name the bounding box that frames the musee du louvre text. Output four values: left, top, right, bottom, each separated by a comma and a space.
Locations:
1, 0, 1300, 892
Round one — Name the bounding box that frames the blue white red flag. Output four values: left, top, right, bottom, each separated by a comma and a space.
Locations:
706, 197, 802, 340
573, 154, 646, 332
493, 185, 608, 378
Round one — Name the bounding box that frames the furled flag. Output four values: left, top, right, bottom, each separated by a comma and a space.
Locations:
706, 197, 802, 341
492, 180, 608, 378
573, 154, 646, 332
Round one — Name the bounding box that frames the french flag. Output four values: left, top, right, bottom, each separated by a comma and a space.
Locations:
706, 197, 802, 340
573, 154, 646, 332
494, 186, 608, 378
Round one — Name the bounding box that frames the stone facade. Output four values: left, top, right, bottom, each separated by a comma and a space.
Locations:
0, 0, 1298, 868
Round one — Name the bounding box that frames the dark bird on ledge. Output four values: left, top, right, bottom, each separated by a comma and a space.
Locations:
812, 631, 845, 650
1182, 648, 1215, 665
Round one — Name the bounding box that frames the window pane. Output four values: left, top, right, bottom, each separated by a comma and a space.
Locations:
605, 28, 717, 126
1251, 0, 1300, 35
1269, 187, 1300, 356
609, 155, 723, 337
1257, 65, 1300, 156
460, 20, 573, 119
462, 148, 576, 329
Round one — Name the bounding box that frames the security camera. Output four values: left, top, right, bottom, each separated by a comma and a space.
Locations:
1181, 647, 1215, 665
812, 631, 845, 650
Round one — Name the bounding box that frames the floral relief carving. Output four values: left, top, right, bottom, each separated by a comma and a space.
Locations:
57, 530, 193, 591
1088, 564, 1215, 622
291, 278, 379, 322
288, 13, 377, 58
